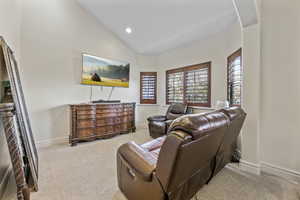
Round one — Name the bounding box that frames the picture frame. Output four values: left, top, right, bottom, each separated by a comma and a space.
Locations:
81, 53, 130, 88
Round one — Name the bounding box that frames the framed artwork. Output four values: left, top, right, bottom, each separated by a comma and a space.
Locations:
81, 54, 130, 88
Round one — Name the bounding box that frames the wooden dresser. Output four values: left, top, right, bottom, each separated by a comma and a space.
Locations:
69, 102, 136, 146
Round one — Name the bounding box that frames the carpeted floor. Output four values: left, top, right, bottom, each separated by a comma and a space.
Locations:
4, 128, 300, 200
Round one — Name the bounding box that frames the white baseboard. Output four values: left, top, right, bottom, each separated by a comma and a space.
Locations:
37, 126, 148, 148
261, 162, 300, 182
238, 160, 300, 183
37, 136, 69, 148
0, 166, 12, 199
239, 160, 261, 175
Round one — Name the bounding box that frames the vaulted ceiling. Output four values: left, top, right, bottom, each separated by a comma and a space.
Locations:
77, 0, 238, 55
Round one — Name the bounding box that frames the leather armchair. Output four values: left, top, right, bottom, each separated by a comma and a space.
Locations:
147, 103, 187, 138
117, 107, 246, 200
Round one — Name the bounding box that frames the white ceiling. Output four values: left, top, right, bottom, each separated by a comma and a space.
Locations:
233, 0, 258, 27
77, 0, 238, 55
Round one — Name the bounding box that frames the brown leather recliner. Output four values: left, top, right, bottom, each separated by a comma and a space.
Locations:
147, 103, 187, 139
117, 107, 246, 200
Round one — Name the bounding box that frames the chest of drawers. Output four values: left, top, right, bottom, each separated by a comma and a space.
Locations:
69, 103, 136, 146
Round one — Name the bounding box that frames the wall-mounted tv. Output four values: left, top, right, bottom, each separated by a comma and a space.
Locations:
81, 54, 130, 88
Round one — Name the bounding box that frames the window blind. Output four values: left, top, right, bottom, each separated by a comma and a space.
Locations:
227, 49, 242, 106
140, 72, 157, 104
166, 62, 211, 107
185, 68, 209, 105
167, 71, 184, 104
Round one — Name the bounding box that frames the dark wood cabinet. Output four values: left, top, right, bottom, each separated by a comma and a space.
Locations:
69, 103, 136, 146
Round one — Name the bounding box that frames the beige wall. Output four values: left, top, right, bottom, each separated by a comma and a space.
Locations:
259, 0, 300, 172
20, 0, 159, 142
0, 0, 22, 197
157, 21, 242, 108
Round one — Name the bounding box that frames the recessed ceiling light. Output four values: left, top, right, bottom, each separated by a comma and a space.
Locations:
125, 27, 132, 34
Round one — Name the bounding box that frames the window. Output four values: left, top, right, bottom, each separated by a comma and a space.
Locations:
227, 48, 242, 106
140, 72, 157, 104
166, 62, 211, 107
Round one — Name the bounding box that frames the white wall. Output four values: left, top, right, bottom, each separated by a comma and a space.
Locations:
19, 0, 158, 142
237, 0, 300, 175
259, 0, 300, 172
0, 0, 22, 196
0, 0, 22, 56
157, 21, 242, 109
241, 24, 261, 166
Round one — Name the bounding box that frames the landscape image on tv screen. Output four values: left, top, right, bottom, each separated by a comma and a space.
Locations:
81, 54, 130, 88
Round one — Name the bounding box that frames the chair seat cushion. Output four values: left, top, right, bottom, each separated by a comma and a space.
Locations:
141, 136, 167, 158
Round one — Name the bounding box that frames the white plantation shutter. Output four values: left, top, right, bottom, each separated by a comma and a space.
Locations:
185, 67, 209, 105
228, 49, 242, 106
140, 72, 157, 104
167, 71, 184, 103
166, 62, 211, 107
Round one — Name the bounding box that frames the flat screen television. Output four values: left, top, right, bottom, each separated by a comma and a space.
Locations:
81, 54, 130, 88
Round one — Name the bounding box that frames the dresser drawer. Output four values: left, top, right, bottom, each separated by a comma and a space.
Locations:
121, 123, 133, 131
77, 128, 95, 138
77, 119, 95, 128
77, 114, 95, 120
122, 115, 133, 122
96, 119, 105, 126
105, 126, 114, 133
96, 113, 118, 118
123, 110, 133, 115
114, 117, 121, 124
114, 124, 121, 132
75, 105, 96, 111
96, 126, 115, 135
77, 110, 96, 115
96, 118, 114, 126
95, 127, 106, 136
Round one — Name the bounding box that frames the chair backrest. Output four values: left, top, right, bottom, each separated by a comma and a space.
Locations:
165, 103, 187, 120
156, 110, 230, 197
213, 107, 246, 175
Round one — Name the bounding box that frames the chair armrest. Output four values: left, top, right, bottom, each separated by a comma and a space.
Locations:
117, 141, 157, 181
147, 115, 167, 122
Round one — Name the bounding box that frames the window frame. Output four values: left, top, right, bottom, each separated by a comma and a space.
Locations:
227, 48, 242, 107
140, 72, 157, 104
166, 62, 211, 107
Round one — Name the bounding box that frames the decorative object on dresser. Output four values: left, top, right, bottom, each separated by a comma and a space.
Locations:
70, 102, 136, 146
0, 37, 38, 200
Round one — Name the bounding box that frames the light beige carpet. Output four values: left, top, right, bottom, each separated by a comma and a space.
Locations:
3, 128, 300, 200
